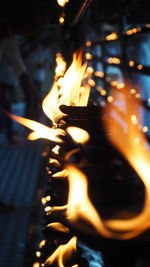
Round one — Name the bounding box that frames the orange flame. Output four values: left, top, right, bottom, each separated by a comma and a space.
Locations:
103, 88, 150, 239
8, 113, 65, 143
66, 165, 109, 236
45, 236, 77, 267
42, 51, 89, 125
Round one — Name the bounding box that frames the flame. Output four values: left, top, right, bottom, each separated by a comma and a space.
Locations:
42, 51, 89, 125
7, 113, 65, 143
66, 126, 90, 144
46, 222, 70, 233
66, 165, 109, 236
103, 88, 150, 238
45, 236, 77, 267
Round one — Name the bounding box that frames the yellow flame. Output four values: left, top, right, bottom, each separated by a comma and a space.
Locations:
66, 126, 90, 144
66, 165, 109, 236
45, 236, 77, 267
7, 113, 65, 143
46, 222, 70, 233
51, 145, 61, 155
103, 88, 150, 238
42, 51, 89, 125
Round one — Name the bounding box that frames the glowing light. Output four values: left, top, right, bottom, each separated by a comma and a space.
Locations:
130, 88, 136, 94
86, 66, 94, 74
131, 114, 138, 125
129, 60, 135, 67
86, 41, 92, 47
106, 32, 118, 41
96, 87, 107, 96
59, 16, 65, 25
52, 145, 61, 155
126, 27, 141, 36
41, 197, 46, 205
45, 236, 77, 266
107, 96, 113, 103
94, 71, 104, 78
66, 126, 90, 144
57, 0, 69, 7
36, 251, 41, 258
45, 195, 51, 202
45, 206, 51, 213
39, 240, 46, 248
85, 53, 93, 60
108, 57, 120, 65
88, 79, 95, 87
137, 64, 143, 70
135, 93, 141, 99
143, 126, 148, 133
33, 263, 40, 267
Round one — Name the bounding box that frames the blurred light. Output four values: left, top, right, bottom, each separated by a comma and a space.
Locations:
135, 93, 141, 99
130, 88, 136, 94
129, 60, 135, 67
88, 79, 95, 87
94, 71, 104, 78
87, 66, 94, 74
39, 240, 46, 249
131, 114, 138, 125
45, 195, 51, 202
108, 57, 120, 65
33, 263, 40, 267
59, 16, 65, 25
45, 206, 51, 212
36, 251, 41, 258
86, 41, 92, 47
106, 32, 118, 41
41, 197, 46, 205
107, 96, 113, 103
143, 126, 148, 133
137, 64, 143, 70
85, 53, 93, 60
